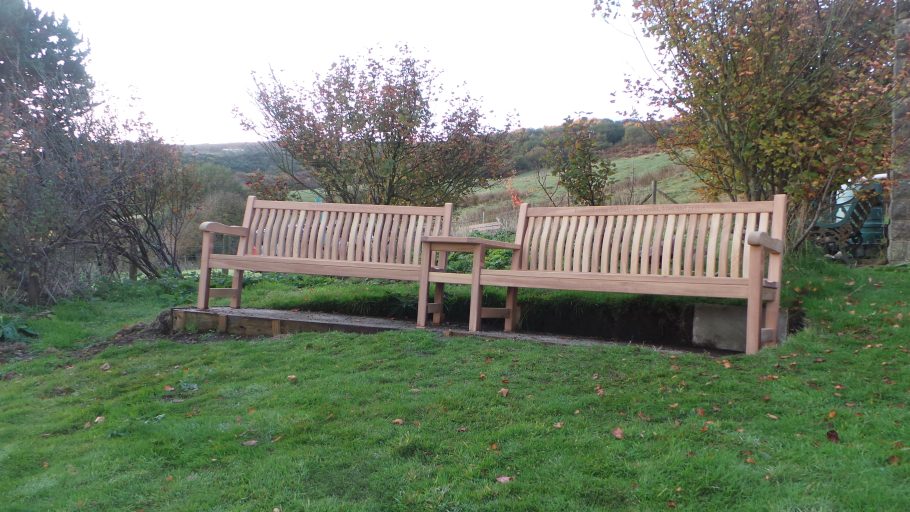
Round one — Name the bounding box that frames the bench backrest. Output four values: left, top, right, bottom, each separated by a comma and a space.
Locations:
239, 197, 453, 265
513, 195, 786, 282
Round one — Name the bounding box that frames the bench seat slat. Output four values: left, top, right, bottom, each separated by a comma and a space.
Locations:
479, 269, 775, 300
210, 254, 421, 282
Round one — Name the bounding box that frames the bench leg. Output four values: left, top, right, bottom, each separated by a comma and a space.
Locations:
763, 292, 781, 346
432, 283, 445, 325
745, 245, 763, 354
230, 270, 244, 308
416, 242, 432, 328
197, 232, 213, 309
504, 287, 518, 332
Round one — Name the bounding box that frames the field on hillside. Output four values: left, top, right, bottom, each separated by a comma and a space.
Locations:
456, 153, 702, 233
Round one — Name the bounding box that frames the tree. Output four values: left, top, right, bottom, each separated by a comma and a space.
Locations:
244, 46, 510, 206
0, 0, 98, 303
543, 116, 616, 206
0, 1, 206, 301
595, 0, 895, 245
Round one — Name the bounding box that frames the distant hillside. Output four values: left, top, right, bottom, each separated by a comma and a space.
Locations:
181, 142, 279, 174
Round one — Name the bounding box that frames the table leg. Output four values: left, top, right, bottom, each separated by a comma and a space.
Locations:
468, 244, 484, 332
416, 241, 432, 328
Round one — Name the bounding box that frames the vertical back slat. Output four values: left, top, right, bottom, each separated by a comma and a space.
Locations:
262, 209, 278, 256
554, 217, 569, 271
629, 215, 645, 274
306, 211, 320, 259
619, 215, 635, 273
638, 215, 654, 275
609, 215, 624, 273
661, 214, 675, 275
591, 215, 607, 272
246, 208, 262, 255
672, 214, 687, 276
403, 215, 417, 265
528, 217, 542, 270
573, 216, 589, 272
742, 212, 757, 278
650, 214, 665, 275
705, 213, 721, 277
545, 216, 560, 270
717, 213, 733, 278
412, 216, 425, 264
683, 213, 697, 276
599, 216, 615, 273
694, 214, 709, 277
386, 214, 400, 263
537, 217, 552, 271
562, 215, 578, 271
585, 216, 602, 273
730, 212, 745, 278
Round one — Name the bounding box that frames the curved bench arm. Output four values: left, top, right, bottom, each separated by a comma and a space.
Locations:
199, 222, 249, 237
746, 231, 783, 254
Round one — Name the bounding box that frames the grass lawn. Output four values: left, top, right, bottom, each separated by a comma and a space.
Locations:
0, 257, 908, 510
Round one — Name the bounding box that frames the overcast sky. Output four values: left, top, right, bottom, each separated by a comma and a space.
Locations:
30, 0, 656, 145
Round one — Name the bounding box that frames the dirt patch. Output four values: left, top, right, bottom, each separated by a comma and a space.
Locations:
0, 342, 30, 365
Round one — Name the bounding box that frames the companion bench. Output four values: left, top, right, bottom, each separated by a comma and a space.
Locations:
419, 195, 787, 354
197, 196, 453, 314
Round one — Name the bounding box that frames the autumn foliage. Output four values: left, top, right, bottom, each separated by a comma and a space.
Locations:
596, 0, 895, 244
245, 46, 510, 206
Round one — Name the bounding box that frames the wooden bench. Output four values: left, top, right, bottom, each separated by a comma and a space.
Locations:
197, 196, 453, 313
419, 195, 787, 354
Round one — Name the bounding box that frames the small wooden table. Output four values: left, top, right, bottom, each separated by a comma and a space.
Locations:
417, 236, 520, 331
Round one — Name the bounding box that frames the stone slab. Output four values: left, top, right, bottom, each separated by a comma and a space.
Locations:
692, 304, 788, 352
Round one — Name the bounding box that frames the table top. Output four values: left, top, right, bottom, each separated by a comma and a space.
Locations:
420, 236, 521, 250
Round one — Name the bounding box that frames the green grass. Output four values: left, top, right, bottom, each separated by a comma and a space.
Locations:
1, 256, 909, 510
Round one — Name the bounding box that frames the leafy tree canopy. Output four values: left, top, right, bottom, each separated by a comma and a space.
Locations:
595, 0, 894, 244
244, 45, 510, 206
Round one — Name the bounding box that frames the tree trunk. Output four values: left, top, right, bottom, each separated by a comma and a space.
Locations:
891, 1, 910, 263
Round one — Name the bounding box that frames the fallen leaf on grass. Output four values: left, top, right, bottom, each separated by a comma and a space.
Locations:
745, 457, 756, 464
553, 421, 564, 429
826, 430, 840, 443
94, 416, 105, 424
498, 388, 509, 397
163, 385, 175, 392
392, 418, 404, 425
696, 408, 705, 417
612, 427, 624, 439
887, 455, 901, 465
720, 359, 732, 369
99, 363, 111, 371
595, 385, 605, 397
667, 500, 677, 508
759, 375, 779, 382
479, 372, 486, 380
271, 435, 282, 443
501, 378, 509, 384
489, 442, 500, 451
457, 426, 468, 433
242, 440, 258, 446
496, 476, 513, 483
287, 375, 298, 384
767, 414, 779, 420
827, 410, 837, 419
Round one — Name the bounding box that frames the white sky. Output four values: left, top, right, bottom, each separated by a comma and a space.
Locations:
30, 0, 657, 145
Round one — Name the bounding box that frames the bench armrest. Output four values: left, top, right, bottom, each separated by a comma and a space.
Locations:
199, 222, 249, 237
746, 231, 783, 254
